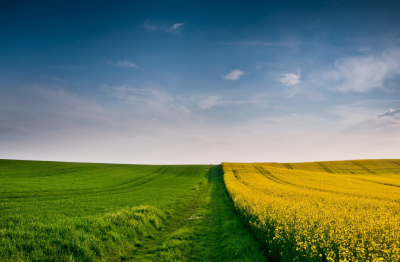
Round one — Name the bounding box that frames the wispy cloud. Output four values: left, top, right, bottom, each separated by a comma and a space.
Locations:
278, 71, 301, 86
285, 86, 303, 98
221, 41, 291, 46
223, 70, 245, 81
101, 85, 172, 104
117, 60, 138, 68
143, 20, 185, 33
0, 86, 105, 136
356, 47, 371, 52
336, 106, 400, 137
0, 86, 205, 164
166, 23, 185, 32
315, 49, 400, 92
186, 93, 253, 110
253, 113, 322, 125
3, 86, 400, 164
101, 84, 194, 122
197, 96, 221, 110
330, 103, 381, 123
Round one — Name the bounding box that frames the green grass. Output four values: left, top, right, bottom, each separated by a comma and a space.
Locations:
0, 160, 208, 261
127, 165, 265, 262
0, 160, 207, 218
0, 160, 266, 261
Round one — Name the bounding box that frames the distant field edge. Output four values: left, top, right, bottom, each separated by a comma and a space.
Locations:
0, 158, 218, 166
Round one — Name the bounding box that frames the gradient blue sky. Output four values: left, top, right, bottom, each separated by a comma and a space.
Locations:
1, 0, 400, 164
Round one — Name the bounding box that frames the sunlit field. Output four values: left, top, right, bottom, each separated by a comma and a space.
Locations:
3, 158, 400, 261
0, 160, 207, 261
0, 160, 263, 261
223, 160, 400, 262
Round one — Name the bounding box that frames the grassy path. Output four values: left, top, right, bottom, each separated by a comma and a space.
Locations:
128, 165, 266, 261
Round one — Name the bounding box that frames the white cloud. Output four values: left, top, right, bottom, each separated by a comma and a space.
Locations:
376, 108, 400, 126
316, 49, 400, 92
117, 60, 138, 68
377, 108, 400, 119
278, 71, 301, 86
166, 23, 185, 32
223, 70, 245, 81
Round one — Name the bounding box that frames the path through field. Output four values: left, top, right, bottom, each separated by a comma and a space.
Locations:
127, 165, 265, 261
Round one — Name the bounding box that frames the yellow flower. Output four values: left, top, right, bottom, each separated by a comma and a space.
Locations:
222, 160, 400, 262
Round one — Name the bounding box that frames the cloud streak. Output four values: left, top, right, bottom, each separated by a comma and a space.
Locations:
316, 49, 400, 92
223, 70, 245, 81
221, 41, 292, 46
117, 60, 138, 68
166, 23, 185, 32
143, 20, 185, 33
197, 96, 221, 110
101, 84, 195, 123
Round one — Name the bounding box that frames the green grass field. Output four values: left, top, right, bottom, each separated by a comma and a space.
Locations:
0, 160, 264, 261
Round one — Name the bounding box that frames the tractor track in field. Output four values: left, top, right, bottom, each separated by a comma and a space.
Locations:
123, 167, 213, 261
125, 165, 266, 262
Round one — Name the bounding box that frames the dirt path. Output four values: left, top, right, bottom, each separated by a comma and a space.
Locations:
125, 165, 266, 261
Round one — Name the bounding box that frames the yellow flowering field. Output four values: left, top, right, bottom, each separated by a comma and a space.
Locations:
223, 160, 400, 262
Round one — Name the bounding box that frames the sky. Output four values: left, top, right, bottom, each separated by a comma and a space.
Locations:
1, 0, 400, 164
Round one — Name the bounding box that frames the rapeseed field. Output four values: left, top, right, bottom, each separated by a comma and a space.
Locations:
223, 160, 400, 262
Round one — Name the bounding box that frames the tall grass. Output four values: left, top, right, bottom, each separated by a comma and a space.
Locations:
1, 206, 167, 261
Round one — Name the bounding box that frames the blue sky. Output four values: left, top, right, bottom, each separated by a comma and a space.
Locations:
1, 0, 400, 164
